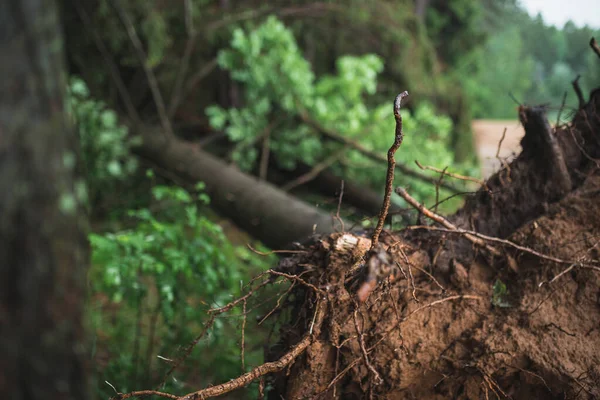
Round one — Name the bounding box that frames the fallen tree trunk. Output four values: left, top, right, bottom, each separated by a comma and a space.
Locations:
136, 130, 341, 249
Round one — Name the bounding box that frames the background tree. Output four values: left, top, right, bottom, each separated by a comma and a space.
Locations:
0, 1, 89, 399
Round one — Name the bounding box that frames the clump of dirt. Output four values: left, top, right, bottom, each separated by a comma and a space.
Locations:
266, 91, 600, 398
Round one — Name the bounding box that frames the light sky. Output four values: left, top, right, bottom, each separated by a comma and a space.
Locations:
519, 0, 600, 29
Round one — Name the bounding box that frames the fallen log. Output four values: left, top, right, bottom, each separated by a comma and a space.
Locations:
136, 129, 341, 249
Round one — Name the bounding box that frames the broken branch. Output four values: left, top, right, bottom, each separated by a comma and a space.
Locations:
572, 75, 585, 109
179, 301, 326, 399
415, 160, 486, 188
590, 37, 600, 59
110, 0, 174, 137
395, 187, 501, 256
298, 111, 462, 193
371, 91, 409, 249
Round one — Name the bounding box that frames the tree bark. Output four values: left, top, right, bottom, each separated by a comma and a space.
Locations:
137, 130, 340, 249
0, 1, 89, 399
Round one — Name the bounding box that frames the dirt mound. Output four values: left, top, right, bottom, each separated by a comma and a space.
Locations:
266, 92, 600, 399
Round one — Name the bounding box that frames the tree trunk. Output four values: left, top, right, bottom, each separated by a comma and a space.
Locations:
136, 130, 340, 249
0, 1, 89, 399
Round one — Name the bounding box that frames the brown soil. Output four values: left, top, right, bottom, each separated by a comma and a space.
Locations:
266, 92, 600, 399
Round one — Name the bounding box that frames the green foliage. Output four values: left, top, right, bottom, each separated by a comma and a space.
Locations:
89, 178, 273, 398
67, 77, 139, 207
458, 27, 535, 119
491, 279, 512, 308
207, 16, 474, 212
458, 5, 600, 119
96, 0, 173, 68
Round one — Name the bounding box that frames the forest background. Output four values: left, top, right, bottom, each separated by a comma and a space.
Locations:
46, 0, 600, 398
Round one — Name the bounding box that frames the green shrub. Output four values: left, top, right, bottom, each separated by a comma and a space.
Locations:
67, 77, 139, 208
89, 178, 273, 398
207, 16, 475, 214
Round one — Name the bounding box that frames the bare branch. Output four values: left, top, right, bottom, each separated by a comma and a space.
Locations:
590, 37, 600, 59
179, 302, 326, 399
282, 145, 349, 191
73, 3, 141, 126
110, 389, 179, 400
395, 187, 501, 256
353, 308, 382, 384
168, 1, 197, 118
298, 111, 461, 193
415, 160, 486, 188
572, 75, 585, 109
371, 91, 409, 249
406, 225, 599, 267
110, 0, 174, 137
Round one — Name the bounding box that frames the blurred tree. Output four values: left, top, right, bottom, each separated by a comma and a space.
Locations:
0, 1, 89, 399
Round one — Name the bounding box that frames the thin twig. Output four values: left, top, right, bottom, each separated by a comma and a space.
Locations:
402, 295, 482, 321
528, 282, 565, 315
210, 277, 271, 315
158, 314, 216, 388
538, 263, 576, 287
282, 145, 349, 191
258, 377, 265, 400
495, 128, 507, 159
572, 75, 585, 109
407, 225, 599, 267
268, 270, 326, 295
353, 308, 382, 384
433, 166, 447, 214
167, 1, 197, 117
567, 127, 600, 168
590, 37, 600, 59
110, 0, 174, 137
371, 91, 409, 249
178, 302, 326, 399
241, 298, 247, 372
411, 264, 446, 292
175, 58, 218, 112
334, 180, 345, 232
246, 243, 306, 256
258, 281, 296, 325
298, 110, 461, 193
396, 187, 501, 256
72, 2, 141, 126
415, 160, 486, 187
157, 277, 270, 384
506, 364, 551, 392
258, 124, 272, 181
110, 389, 179, 400
556, 91, 567, 128
495, 127, 513, 184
